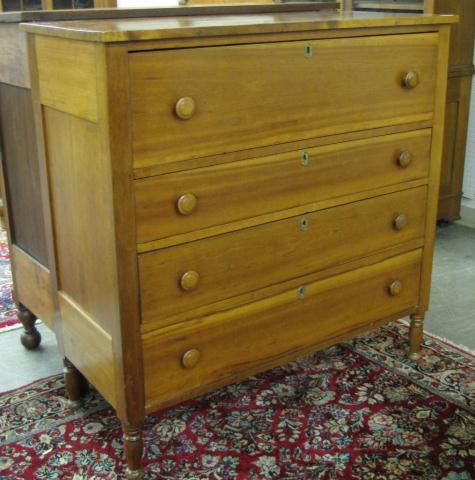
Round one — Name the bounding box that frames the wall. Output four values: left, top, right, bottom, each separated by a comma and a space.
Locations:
460, 41, 475, 227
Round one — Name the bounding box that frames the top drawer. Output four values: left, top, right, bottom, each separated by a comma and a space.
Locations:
130, 33, 438, 170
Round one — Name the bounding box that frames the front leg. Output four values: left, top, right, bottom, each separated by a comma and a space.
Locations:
63, 358, 88, 408
409, 312, 425, 360
123, 423, 144, 479
18, 304, 41, 349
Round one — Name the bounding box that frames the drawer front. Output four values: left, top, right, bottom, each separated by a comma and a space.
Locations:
135, 130, 431, 244
143, 250, 422, 408
130, 33, 438, 170
139, 187, 427, 327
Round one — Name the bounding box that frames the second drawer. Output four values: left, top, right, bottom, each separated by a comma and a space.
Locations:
139, 186, 427, 327
135, 129, 431, 244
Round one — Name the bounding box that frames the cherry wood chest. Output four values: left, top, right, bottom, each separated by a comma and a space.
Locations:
22, 8, 454, 478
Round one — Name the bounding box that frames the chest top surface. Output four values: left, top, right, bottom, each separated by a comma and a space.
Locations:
21, 9, 457, 43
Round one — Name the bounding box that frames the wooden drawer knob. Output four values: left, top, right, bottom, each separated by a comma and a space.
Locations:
180, 270, 200, 291
402, 71, 419, 90
393, 214, 408, 231
177, 193, 198, 216
388, 280, 403, 297
397, 150, 413, 168
182, 349, 201, 369
175, 97, 196, 120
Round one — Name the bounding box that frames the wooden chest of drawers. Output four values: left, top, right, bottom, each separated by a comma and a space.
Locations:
22, 8, 454, 478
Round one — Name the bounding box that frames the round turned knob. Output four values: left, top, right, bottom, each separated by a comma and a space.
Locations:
393, 213, 408, 231
175, 97, 196, 120
388, 280, 403, 297
180, 270, 200, 291
397, 150, 413, 168
402, 71, 420, 90
182, 349, 201, 369
177, 193, 198, 216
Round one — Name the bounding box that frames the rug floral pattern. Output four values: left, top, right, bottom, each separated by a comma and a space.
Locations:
0, 322, 474, 479
0, 227, 18, 331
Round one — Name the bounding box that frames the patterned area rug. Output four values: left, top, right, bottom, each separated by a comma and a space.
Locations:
0, 228, 19, 332
0, 322, 474, 479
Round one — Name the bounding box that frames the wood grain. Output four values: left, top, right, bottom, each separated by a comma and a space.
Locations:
43, 106, 117, 334
10, 245, 55, 328
140, 187, 427, 328
60, 292, 117, 408
130, 34, 438, 169
0, 23, 29, 87
417, 25, 450, 312
103, 43, 145, 427
135, 129, 431, 243
143, 249, 422, 408
36, 36, 98, 122
134, 121, 434, 179
20, 11, 457, 43
0, 84, 48, 266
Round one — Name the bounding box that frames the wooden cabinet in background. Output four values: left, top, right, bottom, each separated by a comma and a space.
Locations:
435, 0, 475, 221
0, 0, 116, 11
348, 0, 475, 221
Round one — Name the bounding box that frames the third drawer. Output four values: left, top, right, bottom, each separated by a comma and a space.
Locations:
139, 186, 427, 328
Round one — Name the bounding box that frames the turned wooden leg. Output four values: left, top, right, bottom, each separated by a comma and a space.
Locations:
409, 313, 425, 360
123, 424, 144, 479
63, 358, 88, 408
18, 304, 41, 350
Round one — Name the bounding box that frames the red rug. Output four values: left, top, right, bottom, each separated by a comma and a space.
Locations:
0, 227, 19, 332
0, 322, 473, 479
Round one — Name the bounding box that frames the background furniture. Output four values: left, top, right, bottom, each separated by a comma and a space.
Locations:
434, 0, 475, 221
0, 0, 116, 11
346, 0, 475, 221
23, 8, 453, 477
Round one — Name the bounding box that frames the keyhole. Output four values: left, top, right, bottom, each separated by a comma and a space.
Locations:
305, 44, 313, 59
300, 217, 310, 231
301, 151, 310, 166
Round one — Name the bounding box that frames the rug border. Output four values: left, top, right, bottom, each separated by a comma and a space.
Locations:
397, 319, 475, 357
0, 373, 62, 396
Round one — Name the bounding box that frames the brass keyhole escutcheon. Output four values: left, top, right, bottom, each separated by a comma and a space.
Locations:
298, 286, 306, 299
300, 217, 310, 232
305, 44, 313, 59
301, 151, 310, 166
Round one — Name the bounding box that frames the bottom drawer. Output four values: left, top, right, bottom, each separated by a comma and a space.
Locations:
143, 250, 422, 409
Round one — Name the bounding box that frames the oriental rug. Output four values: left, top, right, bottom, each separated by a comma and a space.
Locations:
0, 322, 474, 479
